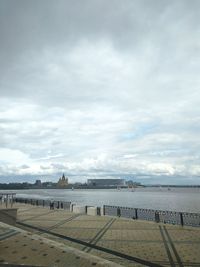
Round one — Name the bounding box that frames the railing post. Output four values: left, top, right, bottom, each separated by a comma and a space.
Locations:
6, 194, 8, 208
180, 212, 184, 226
97, 207, 101, 216
135, 208, 138, 219
103, 205, 105, 216
117, 207, 121, 217
71, 203, 74, 212
155, 211, 160, 223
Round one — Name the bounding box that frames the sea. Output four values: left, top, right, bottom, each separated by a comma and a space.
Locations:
5, 187, 200, 213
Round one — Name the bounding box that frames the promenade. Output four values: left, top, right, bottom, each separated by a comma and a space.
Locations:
1, 203, 200, 266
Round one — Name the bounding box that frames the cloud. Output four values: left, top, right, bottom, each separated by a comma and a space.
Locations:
0, 148, 30, 165
0, 1, 200, 183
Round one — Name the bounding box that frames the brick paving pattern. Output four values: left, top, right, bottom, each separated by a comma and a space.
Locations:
1, 203, 200, 266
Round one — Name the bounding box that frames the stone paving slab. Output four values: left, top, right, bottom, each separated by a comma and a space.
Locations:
102, 229, 163, 241
175, 243, 200, 264
90, 249, 160, 267
62, 219, 110, 228
11, 203, 200, 267
166, 228, 200, 242
0, 222, 123, 267
18, 210, 54, 221
75, 215, 110, 221
90, 250, 146, 267
52, 227, 99, 240
96, 240, 169, 265
23, 220, 61, 229
111, 220, 159, 230
41, 233, 86, 252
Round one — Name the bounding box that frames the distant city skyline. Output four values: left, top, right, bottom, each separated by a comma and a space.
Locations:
0, 1, 200, 184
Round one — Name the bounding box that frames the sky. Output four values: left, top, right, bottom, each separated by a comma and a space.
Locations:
0, 0, 200, 184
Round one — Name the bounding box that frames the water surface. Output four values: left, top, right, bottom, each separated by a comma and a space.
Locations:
4, 187, 200, 213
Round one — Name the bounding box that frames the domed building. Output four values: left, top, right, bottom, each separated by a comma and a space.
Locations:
57, 174, 68, 188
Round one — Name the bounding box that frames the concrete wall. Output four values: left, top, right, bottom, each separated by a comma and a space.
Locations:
70, 203, 76, 212
0, 209, 17, 225
87, 207, 98, 216
72, 205, 86, 214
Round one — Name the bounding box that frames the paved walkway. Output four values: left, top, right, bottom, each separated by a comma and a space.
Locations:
0, 222, 122, 267
1, 203, 200, 266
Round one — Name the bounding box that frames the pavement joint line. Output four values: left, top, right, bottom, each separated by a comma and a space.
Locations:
94, 239, 200, 245
51, 226, 100, 230
163, 226, 184, 267
85, 218, 116, 253
94, 239, 164, 243
17, 206, 42, 213
32, 214, 81, 235
0, 228, 15, 236
16, 220, 163, 267
46, 213, 81, 231
31, 213, 82, 235
0, 222, 123, 267
159, 225, 175, 267
174, 241, 200, 244
82, 218, 115, 252
111, 228, 161, 230
20, 210, 56, 222
0, 229, 19, 241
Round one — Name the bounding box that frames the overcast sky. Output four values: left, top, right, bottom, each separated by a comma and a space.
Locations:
0, 0, 200, 184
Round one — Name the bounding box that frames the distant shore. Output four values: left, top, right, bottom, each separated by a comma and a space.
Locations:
1, 184, 200, 190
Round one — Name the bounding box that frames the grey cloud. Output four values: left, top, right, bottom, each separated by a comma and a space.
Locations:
0, 1, 199, 93
0, 1, 200, 183
20, 164, 29, 169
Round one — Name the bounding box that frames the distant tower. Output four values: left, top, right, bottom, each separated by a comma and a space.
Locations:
57, 173, 68, 188
35, 180, 42, 187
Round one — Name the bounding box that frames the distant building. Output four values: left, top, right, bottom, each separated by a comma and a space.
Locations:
42, 182, 54, 188
57, 174, 68, 188
87, 179, 125, 187
35, 180, 42, 187
126, 180, 141, 186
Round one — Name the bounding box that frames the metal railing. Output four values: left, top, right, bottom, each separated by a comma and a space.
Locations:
15, 197, 71, 210
0, 193, 16, 208
14, 197, 200, 227
103, 205, 200, 227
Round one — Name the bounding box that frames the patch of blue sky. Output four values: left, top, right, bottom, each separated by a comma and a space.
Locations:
120, 122, 158, 142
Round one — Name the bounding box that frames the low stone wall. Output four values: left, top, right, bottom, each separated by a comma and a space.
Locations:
87, 206, 98, 216
0, 208, 17, 225
73, 205, 86, 214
